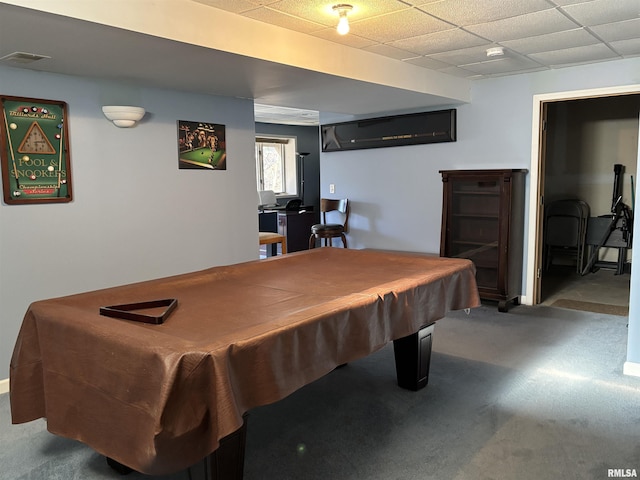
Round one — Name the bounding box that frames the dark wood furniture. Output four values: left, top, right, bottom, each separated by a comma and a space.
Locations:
309, 198, 349, 248
440, 169, 527, 312
278, 210, 317, 252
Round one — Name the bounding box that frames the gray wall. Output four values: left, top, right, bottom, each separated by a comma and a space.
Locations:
2, 56, 640, 381
0, 66, 259, 379
319, 56, 640, 367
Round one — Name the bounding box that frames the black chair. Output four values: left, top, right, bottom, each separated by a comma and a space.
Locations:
544, 199, 590, 273
309, 198, 349, 248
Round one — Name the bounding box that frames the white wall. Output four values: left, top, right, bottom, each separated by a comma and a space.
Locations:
0, 66, 259, 380
320, 56, 640, 370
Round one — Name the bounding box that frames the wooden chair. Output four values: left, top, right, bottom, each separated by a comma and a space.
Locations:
309, 198, 349, 248
259, 232, 287, 255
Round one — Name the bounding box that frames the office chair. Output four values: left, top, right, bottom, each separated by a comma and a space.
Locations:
309, 198, 349, 248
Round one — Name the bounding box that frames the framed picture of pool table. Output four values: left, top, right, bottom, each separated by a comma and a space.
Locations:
1, 95, 73, 205
177, 120, 226, 170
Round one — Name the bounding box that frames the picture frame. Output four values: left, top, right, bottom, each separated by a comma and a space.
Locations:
0, 95, 73, 204
177, 120, 226, 170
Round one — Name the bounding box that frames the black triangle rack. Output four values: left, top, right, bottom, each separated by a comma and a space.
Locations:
99, 298, 178, 324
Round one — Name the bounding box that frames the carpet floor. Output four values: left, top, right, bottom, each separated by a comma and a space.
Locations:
1, 304, 639, 480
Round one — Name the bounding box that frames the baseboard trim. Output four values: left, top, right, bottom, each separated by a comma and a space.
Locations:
0, 378, 9, 395
623, 361, 640, 377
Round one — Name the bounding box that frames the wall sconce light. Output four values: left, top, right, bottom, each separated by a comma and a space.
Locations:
102, 105, 146, 128
333, 4, 353, 35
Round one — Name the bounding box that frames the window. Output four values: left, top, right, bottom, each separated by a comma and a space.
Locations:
256, 136, 298, 196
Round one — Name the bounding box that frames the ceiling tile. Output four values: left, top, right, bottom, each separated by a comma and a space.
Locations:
402, 55, 454, 69
388, 28, 489, 55
363, 43, 418, 60
189, 0, 640, 83
417, 0, 551, 26
428, 43, 505, 66
242, 7, 326, 33
609, 38, 640, 57
191, 0, 262, 13
459, 57, 547, 76
254, 103, 320, 125
500, 28, 600, 55
437, 64, 483, 78
561, 0, 640, 27
349, 8, 452, 43
591, 18, 640, 43
266, 0, 409, 28
466, 8, 580, 42
546, 0, 597, 5
528, 43, 620, 66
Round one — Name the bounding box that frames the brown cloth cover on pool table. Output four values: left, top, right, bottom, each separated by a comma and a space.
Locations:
10, 248, 479, 475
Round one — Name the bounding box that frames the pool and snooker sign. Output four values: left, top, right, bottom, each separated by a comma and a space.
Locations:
177, 120, 226, 170
1, 95, 72, 204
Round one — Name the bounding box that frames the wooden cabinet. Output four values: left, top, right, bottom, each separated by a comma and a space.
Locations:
440, 169, 527, 312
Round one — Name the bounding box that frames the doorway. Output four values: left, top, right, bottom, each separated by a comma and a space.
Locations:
541, 95, 639, 313
526, 86, 640, 311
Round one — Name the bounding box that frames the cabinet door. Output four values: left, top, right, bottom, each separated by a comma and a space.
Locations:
446, 176, 502, 291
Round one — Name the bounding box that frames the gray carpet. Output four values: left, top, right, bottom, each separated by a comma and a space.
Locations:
2, 304, 639, 480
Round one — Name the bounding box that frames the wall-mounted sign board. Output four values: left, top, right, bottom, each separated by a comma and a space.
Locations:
1, 95, 72, 204
321, 109, 456, 152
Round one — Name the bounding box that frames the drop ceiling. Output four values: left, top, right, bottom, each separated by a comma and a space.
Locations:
196, 0, 640, 79
0, 0, 638, 125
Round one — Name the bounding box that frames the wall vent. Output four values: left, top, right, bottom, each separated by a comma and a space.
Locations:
0, 52, 51, 64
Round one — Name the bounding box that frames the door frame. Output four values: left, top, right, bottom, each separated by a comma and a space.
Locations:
525, 84, 640, 305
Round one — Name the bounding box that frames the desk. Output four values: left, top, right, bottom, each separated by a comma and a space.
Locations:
10, 248, 479, 477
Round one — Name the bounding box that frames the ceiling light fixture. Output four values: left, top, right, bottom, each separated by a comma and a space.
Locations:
486, 47, 505, 58
333, 4, 353, 35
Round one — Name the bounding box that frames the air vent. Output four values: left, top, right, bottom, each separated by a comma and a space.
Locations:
0, 52, 51, 64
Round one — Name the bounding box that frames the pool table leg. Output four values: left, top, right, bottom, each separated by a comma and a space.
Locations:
106, 414, 248, 480
200, 414, 248, 480
393, 323, 435, 391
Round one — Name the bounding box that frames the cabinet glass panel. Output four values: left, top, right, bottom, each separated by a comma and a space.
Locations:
475, 266, 498, 289
451, 217, 499, 244
452, 194, 500, 216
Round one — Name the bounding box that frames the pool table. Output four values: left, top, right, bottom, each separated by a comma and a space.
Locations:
10, 248, 479, 478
